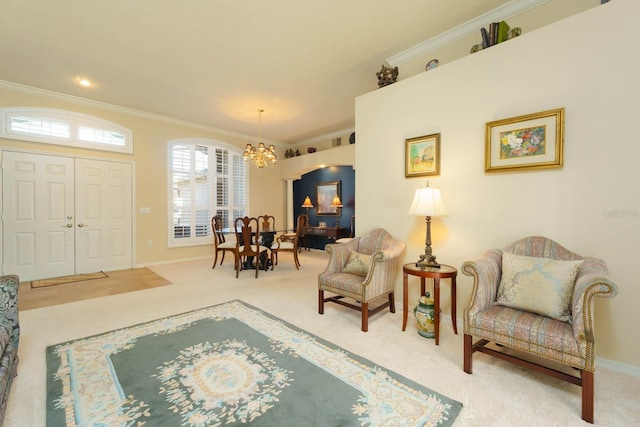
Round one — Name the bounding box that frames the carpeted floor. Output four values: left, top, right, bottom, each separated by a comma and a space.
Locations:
6, 250, 640, 426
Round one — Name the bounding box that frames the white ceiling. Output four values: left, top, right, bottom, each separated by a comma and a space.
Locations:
0, 0, 510, 144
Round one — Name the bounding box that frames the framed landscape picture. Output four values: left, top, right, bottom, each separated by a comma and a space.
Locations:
316, 181, 341, 216
405, 133, 440, 178
485, 108, 564, 172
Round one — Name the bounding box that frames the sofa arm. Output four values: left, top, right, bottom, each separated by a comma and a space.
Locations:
0, 275, 20, 349
461, 249, 503, 317
571, 257, 618, 345
0, 275, 19, 315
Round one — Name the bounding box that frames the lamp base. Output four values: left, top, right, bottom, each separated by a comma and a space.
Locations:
416, 254, 440, 269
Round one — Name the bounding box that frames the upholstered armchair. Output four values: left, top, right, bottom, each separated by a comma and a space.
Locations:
318, 228, 405, 332
462, 236, 618, 423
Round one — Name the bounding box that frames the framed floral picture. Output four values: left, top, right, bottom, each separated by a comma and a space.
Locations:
485, 108, 565, 172
405, 133, 440, 178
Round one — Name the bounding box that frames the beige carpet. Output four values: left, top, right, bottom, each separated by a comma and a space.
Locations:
29, 271, 108, 288
6, 251, 640, 426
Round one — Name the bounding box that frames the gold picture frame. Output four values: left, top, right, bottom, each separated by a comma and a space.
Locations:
316, 181, 341, 216
485, 108, 564, 173
405, 133, 440, 178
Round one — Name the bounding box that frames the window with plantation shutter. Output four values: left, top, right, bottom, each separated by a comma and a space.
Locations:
168, 139, 247, 247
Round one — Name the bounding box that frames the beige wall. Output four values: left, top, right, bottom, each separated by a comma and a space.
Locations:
355, 0, 638, 369
0, 86, 285, 266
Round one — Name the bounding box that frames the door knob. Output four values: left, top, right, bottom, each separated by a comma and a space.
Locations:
77, 223, 86, 228
62, 224, 73, 228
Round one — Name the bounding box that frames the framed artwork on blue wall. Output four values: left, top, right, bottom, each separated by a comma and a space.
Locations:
316, 181, 341, 215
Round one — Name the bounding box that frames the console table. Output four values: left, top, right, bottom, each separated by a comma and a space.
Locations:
301, 226, 349, 249
303, 226, 349, 239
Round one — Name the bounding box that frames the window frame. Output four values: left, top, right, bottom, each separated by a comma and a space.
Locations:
167, 138, 248, 248
0, 107, 133, 153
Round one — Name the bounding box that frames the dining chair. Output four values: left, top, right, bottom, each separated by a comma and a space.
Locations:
258, 214, 277, 269
234, 216, 269, 278
211, 215, 238, 269
270, 214, 306, 269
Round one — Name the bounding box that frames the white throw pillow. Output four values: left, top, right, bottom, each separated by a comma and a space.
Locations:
342, 251, 372, 277
496, 252, 583, 322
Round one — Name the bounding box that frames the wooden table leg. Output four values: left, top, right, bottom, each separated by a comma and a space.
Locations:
402, 271, 408, 331
434, 277, 441, 345
420, 277, 425, 297
451, 274, 458, 334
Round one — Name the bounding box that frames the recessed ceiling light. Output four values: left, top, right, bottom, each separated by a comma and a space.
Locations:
76, 77, 93, 87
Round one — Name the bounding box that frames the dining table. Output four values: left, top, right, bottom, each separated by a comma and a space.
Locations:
223, 227, 282, 270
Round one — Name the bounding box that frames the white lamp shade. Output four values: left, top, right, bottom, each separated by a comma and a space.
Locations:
407, 186, 447, 217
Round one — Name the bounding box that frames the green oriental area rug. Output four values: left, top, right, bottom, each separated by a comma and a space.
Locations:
46, 300, 462, 426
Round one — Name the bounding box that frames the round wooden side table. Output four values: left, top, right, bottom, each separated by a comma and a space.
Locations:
402, 263, 458, 345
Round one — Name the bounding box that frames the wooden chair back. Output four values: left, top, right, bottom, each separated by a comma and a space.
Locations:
259, 214, 276, 232
212, 215, 227, 248
234, 216, 260, 255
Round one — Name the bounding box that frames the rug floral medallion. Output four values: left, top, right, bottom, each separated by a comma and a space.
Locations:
46, 300, 462, 426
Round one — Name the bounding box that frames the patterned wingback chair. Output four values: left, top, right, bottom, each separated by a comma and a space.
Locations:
462, 236, 618, 423
318, 228, 405, 332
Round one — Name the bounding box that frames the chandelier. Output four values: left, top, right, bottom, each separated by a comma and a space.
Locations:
243, 109, 277, 168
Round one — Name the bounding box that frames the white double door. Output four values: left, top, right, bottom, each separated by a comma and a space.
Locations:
2, 151, 133, 281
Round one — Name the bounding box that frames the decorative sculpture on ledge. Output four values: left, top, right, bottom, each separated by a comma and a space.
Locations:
376, 64, 398, 88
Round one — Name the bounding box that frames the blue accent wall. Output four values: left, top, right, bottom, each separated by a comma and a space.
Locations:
293, 166, 355, 249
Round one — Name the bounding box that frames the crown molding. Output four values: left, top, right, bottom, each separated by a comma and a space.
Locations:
386, 0, 550, 67
0, 79, 280, 144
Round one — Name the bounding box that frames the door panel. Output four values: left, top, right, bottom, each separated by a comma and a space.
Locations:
75, 159, 132, 274
2, 152, 75, 280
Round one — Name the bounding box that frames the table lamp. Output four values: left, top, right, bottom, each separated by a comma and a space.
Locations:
301, 196, 314, 218
407, 182, 447, 268
331, 195, 343, 228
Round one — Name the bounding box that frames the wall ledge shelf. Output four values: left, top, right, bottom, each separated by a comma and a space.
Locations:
280, 143, 355, 180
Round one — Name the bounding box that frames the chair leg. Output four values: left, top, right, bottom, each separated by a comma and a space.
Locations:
582, 370, 594, 423
361, 302, 368, 332
318, 290, 324, 314
212, 251, 218, 269
463, 334, 473, 374
234, 254, 240, 278
388, 293, 395, 313
220, 251, 226, 266
293, 250, 300, 269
